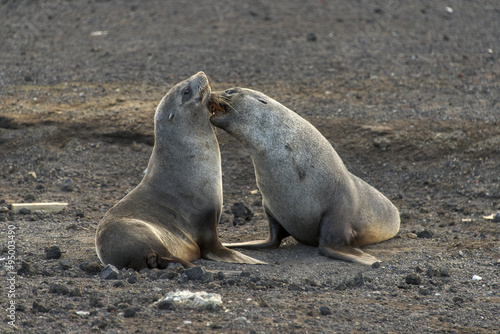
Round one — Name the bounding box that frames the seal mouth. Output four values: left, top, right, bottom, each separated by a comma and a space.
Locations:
208, 93, 227, 116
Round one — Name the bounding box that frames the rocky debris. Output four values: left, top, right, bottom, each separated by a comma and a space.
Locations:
416, 230, 434, 239
123, 307, 140, 318
49, 283, 70, 295
157, 299, 177, 310
426, 266, 450, 278
405, 273, 422, 285
45, 245, 62, 259
99, 264, 120, 280
59, 261, 72, 270
81, 262, 102, 275
69, 287, 82, 297
306, 32, 317, 42
183, 265, 205, 281
155, 290, 223, 311
231, 202, 254, 225
90, 318, 108, 330
319, 306, 332, 316
127, 271, 141, 284
61, 178, 74, 192
288, 283, 304, 291
17, 261, 36, 276
18, 208, 31, 214
32, 301, 50, 313
336, 272, 365, 290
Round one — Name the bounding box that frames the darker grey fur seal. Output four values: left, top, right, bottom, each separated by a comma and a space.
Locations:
209, 87, 400, 265
95, 73, 265, 270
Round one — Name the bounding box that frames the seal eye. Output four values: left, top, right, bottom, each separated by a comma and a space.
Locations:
181, 86, 193, 103
225, 89, 236, 95
257, 98, 267, 104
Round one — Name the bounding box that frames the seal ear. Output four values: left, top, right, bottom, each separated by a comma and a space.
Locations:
168, 112, 175, 121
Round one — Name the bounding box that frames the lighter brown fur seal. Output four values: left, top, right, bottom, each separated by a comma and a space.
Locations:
95, 73, 265, 270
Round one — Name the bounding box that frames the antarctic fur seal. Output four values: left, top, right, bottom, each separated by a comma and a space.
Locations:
95, 73, 265, 270
209, 87, 400, 265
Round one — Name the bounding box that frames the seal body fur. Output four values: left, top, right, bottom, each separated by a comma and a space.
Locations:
209, 87, 400, 265
95, 73, 265, 270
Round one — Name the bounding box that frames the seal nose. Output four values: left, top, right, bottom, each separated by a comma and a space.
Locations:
195, 71, 206, 79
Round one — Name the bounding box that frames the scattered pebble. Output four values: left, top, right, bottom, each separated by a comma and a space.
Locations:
288, 283, 304, 291
59, 261, 72, 270
49, 283, 70, 295
19, 208, 31, 215
113, 281, 125, 288
99, 264, 120, 280
45, 245, 62, 259
127, 272, 141, 284
231, 202, 254, 223
306, 32, 317, 42
157, 300, 176, 310
32, 301, 50, 313
472, 275, 482, 281
319, 306, 332, 315
183, 266, 205, 281
17, 261, 36, 276
405, 273, 422, 285
123, 307, 139, 318
69, 288, 82, 297
83, 262, 102, 274
416, 230, 433, 239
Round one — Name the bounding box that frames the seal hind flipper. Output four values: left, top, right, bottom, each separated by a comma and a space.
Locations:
319, 244, 380, 266
223, 211, 289, 250
202, 247, 267, 265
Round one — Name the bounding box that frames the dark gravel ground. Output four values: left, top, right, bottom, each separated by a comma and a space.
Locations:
1, 1, 499, 333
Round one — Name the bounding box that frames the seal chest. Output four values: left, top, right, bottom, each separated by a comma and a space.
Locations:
209, 87, 400, 265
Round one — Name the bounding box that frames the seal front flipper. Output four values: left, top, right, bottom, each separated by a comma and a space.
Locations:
319, 244, 381, 265
223, 211, 289, 249
202, 246, 267, 265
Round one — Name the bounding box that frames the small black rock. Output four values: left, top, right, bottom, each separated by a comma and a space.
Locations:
45, 245, 62, 259
49, 283, 70, 295
59, 261, 72, 270
157, 300, 176, 310
319, 306, 331, 315
307, 32, 317, 42
83, 262, 102, 274
123, 307, 138, 318
405, 273, 422, 285
417, 230, 433, 239
32, 301, 50, 313
69, 288, 82, 297
18, 261, 36, 276
19, 208, 31, 215
183, 266, 205, 281
231, 202, 254, 221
